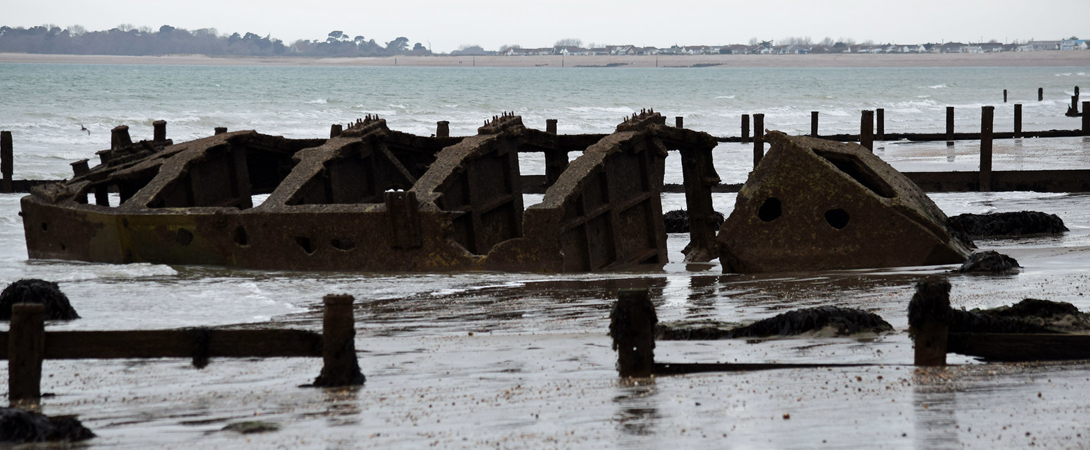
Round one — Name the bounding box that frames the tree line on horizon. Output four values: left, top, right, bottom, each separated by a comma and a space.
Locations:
0, 25, 432, 57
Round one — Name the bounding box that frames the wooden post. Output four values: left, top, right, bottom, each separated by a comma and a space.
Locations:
741, 114, 750, 143
1071, 96, 1078, 115
110, 125, 132, 150
329, 124, 343, 138
214, 127, 227, 135
1003, 89, 1007, 103
436, 121, 449, 138
876, 108, 885, 141
908, 279, 951, 367
810, 111, 818, 137
752, 113, 764, 168
860, 110, 874, 151
675, 116, 684, 128
544, 119, 568, 185
312, 294, 365, 386
153, 120, 167, 142
980, 106, 994, 192
1014, 104, 1023, 138
610, 288, 656, 378
9, 303, 45, 404
1038, 87, 1043, 102
945, 106, 955, 143
1083, 102, 1090, 136
1, 131, 12, 193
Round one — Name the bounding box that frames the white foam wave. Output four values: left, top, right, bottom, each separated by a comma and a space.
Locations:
928, 84, 947, 89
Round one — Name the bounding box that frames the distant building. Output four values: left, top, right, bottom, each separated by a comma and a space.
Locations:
1061, 39, 1088, 50
1019, 40, 1061, 51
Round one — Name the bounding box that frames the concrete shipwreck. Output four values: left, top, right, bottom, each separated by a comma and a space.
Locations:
717, 132, 971, 273
21, 111, 723, 272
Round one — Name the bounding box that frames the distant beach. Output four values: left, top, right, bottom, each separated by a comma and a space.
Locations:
1, 51, 1088, 68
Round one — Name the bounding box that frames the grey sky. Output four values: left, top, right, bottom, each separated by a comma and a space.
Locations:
6, 0, 1086, 52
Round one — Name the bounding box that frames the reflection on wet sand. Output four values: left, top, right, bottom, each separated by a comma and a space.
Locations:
613, 379, 660, 437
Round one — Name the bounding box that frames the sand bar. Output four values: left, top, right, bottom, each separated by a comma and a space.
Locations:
1, 51, 1089, 68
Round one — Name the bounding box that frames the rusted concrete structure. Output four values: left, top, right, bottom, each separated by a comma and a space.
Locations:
22, 111, 719, 272
717, 132, 971, 274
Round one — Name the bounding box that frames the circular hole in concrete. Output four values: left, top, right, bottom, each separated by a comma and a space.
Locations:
176, 228, 194, 246
825, 208, 850, 229
757, 197, 781, 222
233, 226, 249, 246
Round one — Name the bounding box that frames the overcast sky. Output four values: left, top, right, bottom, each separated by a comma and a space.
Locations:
6, 0, 1086, 52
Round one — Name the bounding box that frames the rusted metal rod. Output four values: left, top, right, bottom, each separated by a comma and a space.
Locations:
980, 106, 994, 192
8, 303, 45, 404
610, 288, 656, 378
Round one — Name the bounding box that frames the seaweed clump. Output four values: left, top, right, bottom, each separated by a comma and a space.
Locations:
656, 306, 892, 340
947, 211, 1067, 238
951, 298, 1090, 334
953, 251, 1020, 275
0, 408, 95, 444
663, 209, 726, 233
0, 279, 80, 321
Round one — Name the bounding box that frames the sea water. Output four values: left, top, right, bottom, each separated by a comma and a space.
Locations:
1, 63, 1089, 447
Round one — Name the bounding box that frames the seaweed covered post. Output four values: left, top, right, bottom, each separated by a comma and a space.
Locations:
610, 288, 657, 378
9, 303, 45, 404
312, 294, 365, 387
1038, 87, 1043, 102
436, 121, 450, 138
908, 279, 952, 366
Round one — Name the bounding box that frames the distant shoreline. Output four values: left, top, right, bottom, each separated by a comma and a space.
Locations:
1, 52, 1088, 68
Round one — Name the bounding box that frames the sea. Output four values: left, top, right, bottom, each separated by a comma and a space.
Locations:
0, 63, 1089, 448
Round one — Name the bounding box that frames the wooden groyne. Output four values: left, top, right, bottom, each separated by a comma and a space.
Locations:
2, 294, 364, 405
